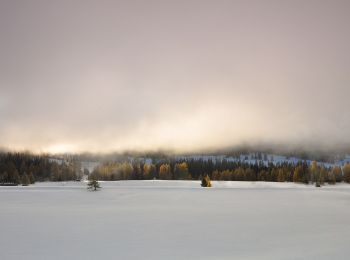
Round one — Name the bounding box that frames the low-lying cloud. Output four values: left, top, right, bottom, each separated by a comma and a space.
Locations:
1, 0, 350, 153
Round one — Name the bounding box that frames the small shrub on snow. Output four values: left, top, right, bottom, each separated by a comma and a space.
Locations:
201, 175, 212, 188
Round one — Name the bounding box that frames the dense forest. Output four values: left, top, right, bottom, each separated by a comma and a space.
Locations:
0, 153, 82, 185
1, 152, 350, 186
89, 158, 350, 185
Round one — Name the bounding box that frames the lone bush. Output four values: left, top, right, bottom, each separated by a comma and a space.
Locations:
201, 175, 212, 187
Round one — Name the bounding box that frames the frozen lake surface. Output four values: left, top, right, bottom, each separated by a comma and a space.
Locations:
1, 181, 350, 260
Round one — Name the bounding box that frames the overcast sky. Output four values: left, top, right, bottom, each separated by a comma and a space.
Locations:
0, 0, 350, 153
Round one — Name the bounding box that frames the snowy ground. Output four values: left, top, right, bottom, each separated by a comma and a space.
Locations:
1, 181, 350, 260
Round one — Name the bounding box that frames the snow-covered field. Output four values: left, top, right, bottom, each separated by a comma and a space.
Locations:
1, 181, 350, 260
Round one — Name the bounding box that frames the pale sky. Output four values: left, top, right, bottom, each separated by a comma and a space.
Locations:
0, 0, 350, 153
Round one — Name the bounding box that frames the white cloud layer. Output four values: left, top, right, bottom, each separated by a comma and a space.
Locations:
1, 0, 350, 153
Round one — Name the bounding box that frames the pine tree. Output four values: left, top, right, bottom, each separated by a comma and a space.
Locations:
21, 173, 30, 186
28, 172, 35, 184
12, 169, 21, 185
1, 171, 8, 184
87, 179, 101, 191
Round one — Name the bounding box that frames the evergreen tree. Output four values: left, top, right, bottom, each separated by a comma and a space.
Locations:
21, 173, 30, 186
1, 171, 8, 184
28, 172, 35, 184
12, 169, 21, 185
87, 179, 101, 191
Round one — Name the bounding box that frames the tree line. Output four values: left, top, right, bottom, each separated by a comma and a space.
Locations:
90, 158, 350, 185
1, 152, 350, 185
0, 153, 82, 185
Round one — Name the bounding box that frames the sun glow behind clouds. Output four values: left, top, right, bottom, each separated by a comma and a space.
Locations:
36, 103, 267, 153
1, 0, 350, 153
44, 143, 77, 154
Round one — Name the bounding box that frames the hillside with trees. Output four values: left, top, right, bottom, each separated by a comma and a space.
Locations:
0, 153, 82, 185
